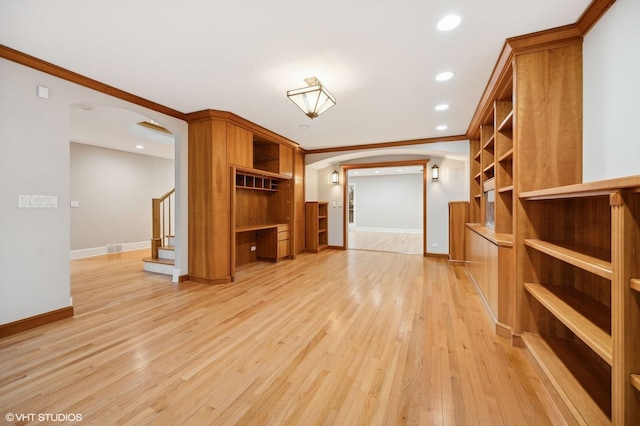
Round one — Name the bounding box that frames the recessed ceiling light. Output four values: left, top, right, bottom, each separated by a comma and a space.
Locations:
436, 71, 454, 82
436, 125, 448, 131
354, 171, 359, 175
135, 145, 144, 149
298, 124, 310, 129
374, 170, 380, 174
437, 15, 461, 31
397, 169, 403, 172
435, 104, 449, 111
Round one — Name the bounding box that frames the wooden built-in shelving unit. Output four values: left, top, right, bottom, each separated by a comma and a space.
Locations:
305, 202, 328, 253
187, 110, 303, 284
519, 177, 640, 424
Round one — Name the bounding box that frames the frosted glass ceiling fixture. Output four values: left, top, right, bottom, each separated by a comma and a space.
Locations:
436, 71, 454, 81
287, 77, 336, 119
437, 15, 461, 31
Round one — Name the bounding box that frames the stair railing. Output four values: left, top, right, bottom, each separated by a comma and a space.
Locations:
151, 188, 175, 259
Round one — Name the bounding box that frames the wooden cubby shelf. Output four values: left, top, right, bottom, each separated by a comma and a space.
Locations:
630, 278, 640, 293
524, 283, 612, 365
524, 239, 612, 280
497, 110, 513, 132
522, 332, 611, 424
498, 185, 513, 193
498, 148, 513, 162
234, 167, 289, 192
631, 374, 640, 392
482, 134, 495, 149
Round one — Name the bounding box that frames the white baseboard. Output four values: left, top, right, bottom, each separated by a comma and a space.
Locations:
350, 227, 423, 234
70, 240, 151, 259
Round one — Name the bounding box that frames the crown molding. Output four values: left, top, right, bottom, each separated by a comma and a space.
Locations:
0, 44, 187, 121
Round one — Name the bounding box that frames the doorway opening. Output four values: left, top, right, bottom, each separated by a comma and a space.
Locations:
342, 160, 428, 256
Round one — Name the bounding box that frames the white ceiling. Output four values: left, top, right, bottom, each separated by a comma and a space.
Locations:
1, 0, 591, 152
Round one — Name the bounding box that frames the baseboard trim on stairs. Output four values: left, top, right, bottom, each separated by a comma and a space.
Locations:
0, 306, 74, 338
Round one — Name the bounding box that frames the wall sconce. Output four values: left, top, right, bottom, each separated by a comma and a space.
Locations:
332, 170, 340, 184
431, 164, 440, 182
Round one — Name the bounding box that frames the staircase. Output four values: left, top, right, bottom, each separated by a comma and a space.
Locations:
143, 235, 175, 275
142, 188, 175, 276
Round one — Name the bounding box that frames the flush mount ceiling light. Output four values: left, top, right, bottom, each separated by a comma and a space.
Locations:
436, 125, 448, 131
435, 71, 454, 81
287, 77, 336, 119
437, 14, 461, 31
435, 104, 449, 111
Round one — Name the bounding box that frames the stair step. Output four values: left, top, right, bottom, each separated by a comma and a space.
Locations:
142, 257, 174, 275
158, 246, 175, 260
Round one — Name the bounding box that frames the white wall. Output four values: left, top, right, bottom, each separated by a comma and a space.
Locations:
0, 58, 188, 325
70, 143, 174, 252
349, 174, 423, 231
583, 0, 640, 181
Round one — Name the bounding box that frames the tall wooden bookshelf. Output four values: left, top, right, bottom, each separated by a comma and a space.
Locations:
465, 22, 640, 424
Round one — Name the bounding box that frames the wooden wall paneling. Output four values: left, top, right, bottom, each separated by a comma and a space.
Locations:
294, 149, 306, 254
227, 123, 253, 168
514, 44, 583, 193
448, 202, 469, 263
279, 144, 294, 177
267, 179, 291, 225
188, 119, 231, 284
236, 231, 258, 266
497, 246, 515, 334
236, 190, 270, 227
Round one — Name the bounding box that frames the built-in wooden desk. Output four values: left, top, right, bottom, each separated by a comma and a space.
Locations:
234, 223, 290, 268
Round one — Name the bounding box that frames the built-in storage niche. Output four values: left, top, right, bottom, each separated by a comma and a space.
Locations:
253, 138, 280, 173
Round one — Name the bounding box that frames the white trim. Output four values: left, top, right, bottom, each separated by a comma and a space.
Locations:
351, 227, 422, 234
70, 240, 151, 259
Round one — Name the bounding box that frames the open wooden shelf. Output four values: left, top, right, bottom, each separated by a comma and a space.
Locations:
498, 185, 513, 193
630, 278, 640, 293
525, 283, 612, 365
522, 332, 611, 424
474, 150, 481, 160
483, 162, 495, 174
524, 239, 612, 280
482, 134, 495, 149
631, 374, 640, 393
497, 110, 513, 132
520, 175, 640, 201
498, 148, 513, 162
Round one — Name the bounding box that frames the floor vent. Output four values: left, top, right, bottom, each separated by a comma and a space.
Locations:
106, 244, 123, 253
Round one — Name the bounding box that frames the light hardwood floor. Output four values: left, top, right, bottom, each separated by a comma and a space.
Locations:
348, 230, 423, 255
0, 249, 565, 425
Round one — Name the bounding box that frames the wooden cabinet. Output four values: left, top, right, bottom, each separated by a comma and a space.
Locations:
448, 201, 468, 263
305, 202, 328, 253
465, 225, 515, 339
187, 110, 301, 284
518, 177, 640, 424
